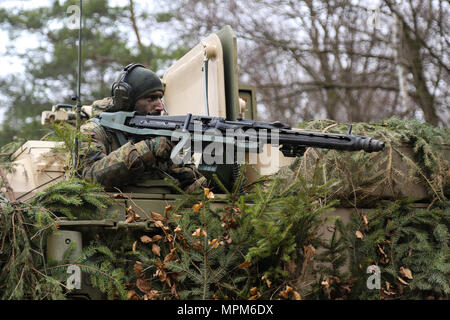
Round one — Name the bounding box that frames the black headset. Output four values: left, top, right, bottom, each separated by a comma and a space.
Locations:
110, 63, 145, 111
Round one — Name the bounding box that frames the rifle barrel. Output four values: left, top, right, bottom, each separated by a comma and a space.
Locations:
113, 112, 386, 154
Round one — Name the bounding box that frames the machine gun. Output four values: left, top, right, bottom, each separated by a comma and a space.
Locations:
93, 111, 384, 188
95, 111, 385, 157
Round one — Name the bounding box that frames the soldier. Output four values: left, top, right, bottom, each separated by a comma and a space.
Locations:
79, 63, 206, 192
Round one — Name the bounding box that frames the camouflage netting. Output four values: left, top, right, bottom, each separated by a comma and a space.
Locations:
279, 117, 449, 208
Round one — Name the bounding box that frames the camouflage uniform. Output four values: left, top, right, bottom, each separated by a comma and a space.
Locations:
79, 99, 205, 191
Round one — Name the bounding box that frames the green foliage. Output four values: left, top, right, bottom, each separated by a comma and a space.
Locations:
1, 117, 448, 300
0, 199, 64, 299
290, 118, 449, 300
296, 117, 449, 207
315, 218, 348, 278
0, 140, 26, 176
166, 202, 240, 299
73, 245, 127, 300
366, 201, 450, 299
114, 165, 337, 300
0, 176, 125, 300
312, 200, 449, 300
175, 164, 336, 299
42, 121, 95, 175
30, 178, 111, 220
243, 168, 336, 281
1, 168, 448, 300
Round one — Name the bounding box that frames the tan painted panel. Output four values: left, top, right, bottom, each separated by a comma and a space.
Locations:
7, 140, 65, 201
162, 33, 226, 117
253, 141, 450, 200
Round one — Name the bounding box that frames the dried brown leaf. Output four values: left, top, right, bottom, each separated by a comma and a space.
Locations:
378, 244, 387, 256
192, 227, 201, 238
303, 244, 316, 260
136, 278, 152, 294
140, 235, 152, 243
400, 267, 413, 280
152, 243, 161, 257
164, 248, 177, 264
125, 206, 141, 223
152, 235, 163, 242
209, 238, 219, 249
248, 288, 261, 300
148, 290, 159, 300
321, 280, 330, 290
279, 290, 289, 299
193, 202, 203, 212
125, 216, 134, 224
154, 220, 164, 228
239, 261, 251, 269
232, 207, 241, 214
127, 290, 138, 300
133, 261, 143, 276
171, 283, 179, 299
262, 276, 272, 288
151, 211, 165, 221
158, 270, 167, 282
292, 290, 302, 300
362, 214, 369, 230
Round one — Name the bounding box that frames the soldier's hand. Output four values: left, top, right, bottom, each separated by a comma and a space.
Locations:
145, 137, 174, 161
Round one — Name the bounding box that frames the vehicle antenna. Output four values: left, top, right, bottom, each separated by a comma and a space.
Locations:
73, 0, 83, 171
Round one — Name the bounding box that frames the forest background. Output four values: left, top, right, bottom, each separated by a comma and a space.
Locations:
0, 0, 448, 147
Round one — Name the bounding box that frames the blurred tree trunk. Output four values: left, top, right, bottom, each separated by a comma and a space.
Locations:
386, 0, 444, 125
393, 15, 413, 115
403, 24, 439, 125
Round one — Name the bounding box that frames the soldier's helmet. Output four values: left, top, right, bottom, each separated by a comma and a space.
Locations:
111, 63, 164, 111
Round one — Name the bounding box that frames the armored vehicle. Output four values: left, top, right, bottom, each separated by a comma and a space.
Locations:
4, 26, 391, 299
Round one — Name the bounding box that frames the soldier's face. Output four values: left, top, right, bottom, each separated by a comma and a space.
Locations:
134, 90, 164, 115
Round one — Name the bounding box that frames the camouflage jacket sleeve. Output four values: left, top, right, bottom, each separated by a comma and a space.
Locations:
79, 120, 155, 189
